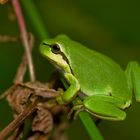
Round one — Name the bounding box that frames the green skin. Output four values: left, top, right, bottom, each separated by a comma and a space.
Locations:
40, 34, 140, 121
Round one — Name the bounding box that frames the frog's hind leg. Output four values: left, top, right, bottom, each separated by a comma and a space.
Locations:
83, 95, 126, 121
69, 95, 126, 121
125, 61, 140, 102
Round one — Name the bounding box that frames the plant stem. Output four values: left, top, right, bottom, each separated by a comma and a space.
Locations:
79, 112, 104, 140
12, 0, 35, 82
14, 34, 34, 84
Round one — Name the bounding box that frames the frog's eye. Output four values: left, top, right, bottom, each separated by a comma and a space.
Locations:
51, 44, 61, 54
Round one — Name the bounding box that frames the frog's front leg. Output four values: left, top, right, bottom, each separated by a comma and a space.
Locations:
56, 73, 80, 104
125, 61, 140, 102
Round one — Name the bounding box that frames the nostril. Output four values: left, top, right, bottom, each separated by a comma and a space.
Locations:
42, 42, 51, 47
43, 42, 47, 45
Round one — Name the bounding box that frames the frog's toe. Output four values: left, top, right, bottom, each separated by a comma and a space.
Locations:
68, 104, 84, 120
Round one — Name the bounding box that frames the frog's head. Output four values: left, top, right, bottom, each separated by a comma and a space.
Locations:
39, 35, 71, 73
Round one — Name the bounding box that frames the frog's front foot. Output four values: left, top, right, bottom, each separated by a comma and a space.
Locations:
56, 88, 65, 104
56, 95, 65, 104
68, 104, 84, 120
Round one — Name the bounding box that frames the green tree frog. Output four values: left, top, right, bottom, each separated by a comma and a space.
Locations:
39, 34, 140, 121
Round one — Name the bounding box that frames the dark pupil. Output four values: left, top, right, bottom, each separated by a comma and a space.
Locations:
51, 44, 60, 54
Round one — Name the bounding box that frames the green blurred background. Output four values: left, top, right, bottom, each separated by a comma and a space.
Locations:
0, 0, 140, 139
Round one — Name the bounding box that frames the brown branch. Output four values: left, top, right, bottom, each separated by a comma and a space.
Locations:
0, 96, 39, 140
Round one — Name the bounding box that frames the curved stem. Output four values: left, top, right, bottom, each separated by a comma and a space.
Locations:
12, 0, 35, 82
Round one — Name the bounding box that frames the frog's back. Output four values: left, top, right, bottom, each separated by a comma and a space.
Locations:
56, 35, 130, 100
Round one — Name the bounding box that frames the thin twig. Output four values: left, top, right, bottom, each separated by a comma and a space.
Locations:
7, 125, 23, 140
0, 97, 39, 140
0, 0, 8, 4
0, 35, 17, 42
12, 0, 35, 82
14, 34, 34, 84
